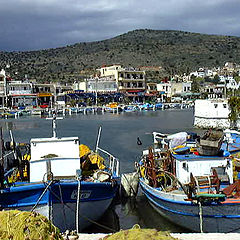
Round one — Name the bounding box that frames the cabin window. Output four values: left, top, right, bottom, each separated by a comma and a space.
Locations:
182, 162, 188, 171
223, 104, 227, 108
214, 104, 218, 108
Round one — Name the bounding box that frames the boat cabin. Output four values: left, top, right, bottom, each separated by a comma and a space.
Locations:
30, 137, 81, 182
173, 154, 233, 185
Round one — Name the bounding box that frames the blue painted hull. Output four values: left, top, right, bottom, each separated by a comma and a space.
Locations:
140, 178, 240, 233
0, 179, 119, 231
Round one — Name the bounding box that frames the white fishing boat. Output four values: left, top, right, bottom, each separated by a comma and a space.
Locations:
0, 117, 120, 232
138, 130, 240, 233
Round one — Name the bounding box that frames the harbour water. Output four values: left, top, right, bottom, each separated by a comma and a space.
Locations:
0, 109, 195, 233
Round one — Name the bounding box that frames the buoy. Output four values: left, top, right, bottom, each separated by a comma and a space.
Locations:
137, 137, 142, 145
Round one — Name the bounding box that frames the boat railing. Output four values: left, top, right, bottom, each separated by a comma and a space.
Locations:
96, 146, 120, 177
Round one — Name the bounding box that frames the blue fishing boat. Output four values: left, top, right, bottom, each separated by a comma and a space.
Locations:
123, 105, 138, 112
0, 118, 120, 232
138, 129, 240, 233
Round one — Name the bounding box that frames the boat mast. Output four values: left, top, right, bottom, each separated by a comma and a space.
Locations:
95, 126, 102, 153
46, 112, 63, 138
52, 115, 57, 138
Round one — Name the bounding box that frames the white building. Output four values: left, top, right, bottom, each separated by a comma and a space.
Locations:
203, 83, 225, 99
219, 76, 239, 90
157, 82, 171, 97
0, 69, 7, 107
193, 99, 240, 129
157, 81, 191, 98
190, 68, 216, 78
78, 65, 146, 94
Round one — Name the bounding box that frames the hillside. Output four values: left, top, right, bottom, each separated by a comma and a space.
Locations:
0, 29, 240, 83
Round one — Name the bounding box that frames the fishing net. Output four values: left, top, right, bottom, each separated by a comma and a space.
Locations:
88, 153, 105, 170
79, 144, 91, 158
102, 224, 176, 240
0, 210, 63, 240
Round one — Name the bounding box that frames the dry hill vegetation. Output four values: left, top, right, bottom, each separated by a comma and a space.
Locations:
0, 29, 240, 83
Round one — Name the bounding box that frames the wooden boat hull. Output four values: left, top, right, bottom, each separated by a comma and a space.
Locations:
0, 180, 118, 231
140, 178, 240, 233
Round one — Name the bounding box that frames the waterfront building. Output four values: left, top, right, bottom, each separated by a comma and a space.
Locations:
8, 81, 37, 108
146, 82, 158, 94
78, 76, 118, 93
97, 65, 146, 94
157, 81, 191, 98
0, 69, 7, 107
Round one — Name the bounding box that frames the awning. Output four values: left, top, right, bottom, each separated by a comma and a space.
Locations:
11, 94, 37, 97
37, 93, 53, 97
125, 93, 139, 97
127, 90, 143, 93
145, 93, 157, 97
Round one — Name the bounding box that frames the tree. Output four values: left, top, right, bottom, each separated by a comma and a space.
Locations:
212, 74, 220, 84
191, 76, 203, 93
228, 96, 240, 129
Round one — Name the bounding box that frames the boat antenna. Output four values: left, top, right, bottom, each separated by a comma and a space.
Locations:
46, 111, 63, 138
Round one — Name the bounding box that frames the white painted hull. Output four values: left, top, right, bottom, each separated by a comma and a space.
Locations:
140, 179, 240, 233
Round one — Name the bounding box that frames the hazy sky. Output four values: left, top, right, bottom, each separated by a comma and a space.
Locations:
0, 0, 239, 51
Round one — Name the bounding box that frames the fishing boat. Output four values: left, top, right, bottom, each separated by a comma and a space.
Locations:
137, 129, 240, 233
0, 116, 120, 232
123, 105, 138, 112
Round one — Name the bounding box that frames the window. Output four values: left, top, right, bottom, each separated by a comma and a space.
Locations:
214, 104, 218, 108
223, 104, 227, 108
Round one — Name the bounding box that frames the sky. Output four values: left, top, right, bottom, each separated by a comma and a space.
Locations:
0, 0, 240, 52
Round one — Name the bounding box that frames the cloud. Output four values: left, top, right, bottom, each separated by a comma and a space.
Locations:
0, 0, 239, 51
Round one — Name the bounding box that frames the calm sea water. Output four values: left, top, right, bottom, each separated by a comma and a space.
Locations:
0, 109, 195, 233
